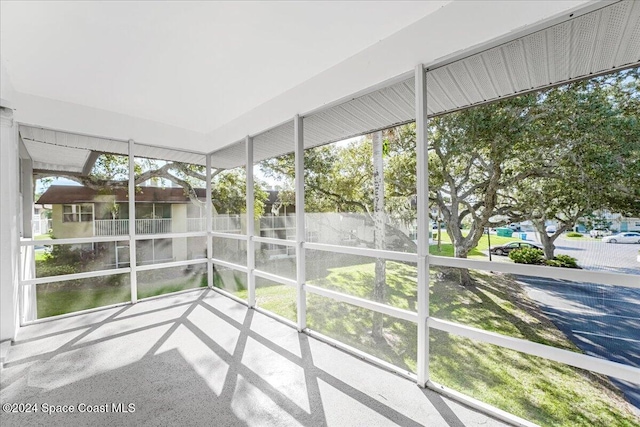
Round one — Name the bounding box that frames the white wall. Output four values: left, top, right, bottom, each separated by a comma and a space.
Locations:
0, 107, 20, 341
1, 60, 16, 107
12, 92, 209, 151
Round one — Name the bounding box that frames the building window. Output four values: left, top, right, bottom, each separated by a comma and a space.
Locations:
63, 204, 94, 222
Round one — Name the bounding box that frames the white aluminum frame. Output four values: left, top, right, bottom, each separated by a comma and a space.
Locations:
206, 152, 214, 289
20, 267, 132, 287
415, 63, 430, 387
431, 254, 640, 288
246, 135, 256, 307
304, 242, 417, 263
429, 318, 640, 383
128, 139, 138, 304
306, 284, 418, 323
294, 114, 307, 332
209, 231, 248, 241
254, 269, 297, 288
134, 231, 208, 240
135, 258, 207, 272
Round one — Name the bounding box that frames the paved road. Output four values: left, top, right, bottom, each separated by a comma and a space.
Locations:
493, 233, 640, 411
516, 275, 640, 413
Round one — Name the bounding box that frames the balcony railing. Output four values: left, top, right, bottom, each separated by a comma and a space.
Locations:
187, 217, 206, 232
95, 216, 298, 235
95, 218, 172, 236
259, 215, 295, 230
212, 215, 243, 232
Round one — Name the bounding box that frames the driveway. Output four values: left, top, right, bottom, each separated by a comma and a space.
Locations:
516, 276, 640, 413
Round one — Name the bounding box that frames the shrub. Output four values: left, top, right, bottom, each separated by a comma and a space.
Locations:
551, 254, 579, 268
508, 248, 579, 269
544, 259, 564, 268
35, 261, 79, 277
509, 247, 544, 264
566, 232, 582, 237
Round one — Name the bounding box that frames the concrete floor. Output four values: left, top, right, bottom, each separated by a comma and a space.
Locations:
0, 289, 508, 427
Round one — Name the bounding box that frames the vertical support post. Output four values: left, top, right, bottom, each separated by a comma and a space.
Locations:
206, 153, 213, 289
128, 139, 138, 304
20, 158, 34, 239
19, 151, 37, 323
415, 64, 430, 387
246, 136, 256, 307
294, 114, 306, 332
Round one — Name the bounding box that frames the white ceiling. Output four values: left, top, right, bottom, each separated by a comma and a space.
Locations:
0, 1, 449, 134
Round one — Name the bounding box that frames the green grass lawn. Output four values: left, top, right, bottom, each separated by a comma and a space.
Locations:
35, 250, 47, 261
36, 269, 207, 318
429, 231, 524, 258
251, 261, 639, 427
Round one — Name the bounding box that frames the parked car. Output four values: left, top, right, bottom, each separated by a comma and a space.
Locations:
590, 228, 612, 238
602, 232, 640, 244
545, 225, 556, 234
489, 241, 542, 256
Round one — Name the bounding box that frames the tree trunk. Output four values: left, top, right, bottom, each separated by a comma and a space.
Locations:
533, 219, 563, 260
453, 244, 474, 287
372, 131, 386, 342
436, 206, 442, 252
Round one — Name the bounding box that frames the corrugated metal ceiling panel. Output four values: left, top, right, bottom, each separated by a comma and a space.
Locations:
428, 0, 640, 115
133, 144, 205, 165
20, 125, 128, 156
20, 125, 207, 173
253, 120, 294, 163
210, 140, 246, 170
304, 78, 415, 148
23, 139, 90, 173
210, 78, 417, 170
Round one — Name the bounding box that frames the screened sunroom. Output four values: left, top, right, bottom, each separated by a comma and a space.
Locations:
1, 1, 639, 426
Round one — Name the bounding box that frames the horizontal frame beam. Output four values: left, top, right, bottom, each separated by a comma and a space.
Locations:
21, 236, 125, 246
209, 231, 248, 241
20, 267, 131, 286
252, 236, 297, 247
429, 317, 640, 384
135, 258, 207, 272
430, 255, 640, 289
253, 306, 297, 330
305, 242, 418, 263
253, 269, 297, 288
208, 286, 249, 307
210, 257, 248, 274
305, 284, 418, 323
134, 231, 207, 240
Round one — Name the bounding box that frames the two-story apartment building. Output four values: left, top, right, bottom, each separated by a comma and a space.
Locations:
37, 185, 209, 267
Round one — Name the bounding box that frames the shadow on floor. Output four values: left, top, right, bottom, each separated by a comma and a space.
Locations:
1, 289, 502, 427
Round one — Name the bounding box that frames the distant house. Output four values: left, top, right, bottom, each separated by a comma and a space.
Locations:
608, 215, 640, 233
35, 185, 301, 265
37, 185, 211, 267
37, 185, 209, 238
